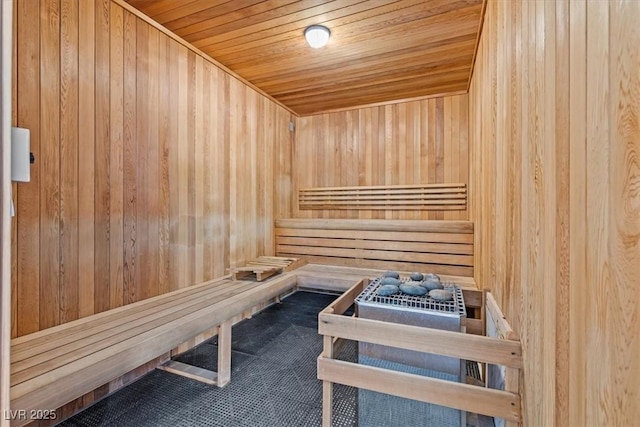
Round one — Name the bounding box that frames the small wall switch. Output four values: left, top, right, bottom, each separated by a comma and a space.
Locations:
11, 127, 30, 182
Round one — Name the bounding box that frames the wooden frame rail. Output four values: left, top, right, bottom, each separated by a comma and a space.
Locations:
317, 280, 522, 427
299, 183, 467, 210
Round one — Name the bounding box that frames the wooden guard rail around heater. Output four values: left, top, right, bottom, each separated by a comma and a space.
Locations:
275, 218, 474, 277
298, 183, 467, 210
317, 280, 522, 427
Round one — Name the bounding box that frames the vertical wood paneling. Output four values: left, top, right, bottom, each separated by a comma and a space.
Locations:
469, 0, 640, 425
1, 0, 14, 421
16, 0, 40, 335
157, 35, 170, 296
122, 9, 136, 304
77, 0, 95, 319
59, 0, 79, 324
291, 95, 469, 220
554, 1, 570, 424
146, 26, 160, 297
608, 3, 640, 424
12, 0, 293, 337
94, 0, 110, 315
39, 0, 60, 329
109, 1, 123, 309
134, 18, 148, 301
567, 1, 586, 424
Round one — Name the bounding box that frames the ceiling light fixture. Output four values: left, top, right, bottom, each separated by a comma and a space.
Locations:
304, 25, 330, 49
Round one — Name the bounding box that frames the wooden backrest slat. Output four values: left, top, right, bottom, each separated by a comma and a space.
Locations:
275, 219, 473, 233
276, 236, 473, 255
276, 227, 473, 244
298, 183, 467, 211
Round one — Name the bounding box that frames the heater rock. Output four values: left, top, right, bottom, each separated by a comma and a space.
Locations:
409, 272, 424, 281
380, 277, 401, 287
424, 273, 441, 282
377, 285, 400, 296
422, 278, 444, 291
382, 271, 400, 279
400, 283, 428, 296
429, 289, 454, 302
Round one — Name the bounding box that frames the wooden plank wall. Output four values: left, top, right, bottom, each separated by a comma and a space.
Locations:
11, 0, 292, 338
1, 0, 14, 423
290, 95, 469, 220
469, 0, 640, 425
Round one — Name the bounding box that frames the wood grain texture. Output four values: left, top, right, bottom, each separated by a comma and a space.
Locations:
60, 0, 79, 326
12, 0, 292, 337
39, 0, 61, 330
1, 0, 14, 422
469, 0, 640, 425
275, 219, 474, 277
290, 95, 469, 220
123, 0, 484, 115
16, 0, 41, 335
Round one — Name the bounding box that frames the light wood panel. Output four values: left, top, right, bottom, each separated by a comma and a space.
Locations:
290, 95, 469, 220
124, 0, 484, 115
11, 0, 292, 419
1, 0, 14, 423
469, 0, 640, 425
12, 0, 293, 335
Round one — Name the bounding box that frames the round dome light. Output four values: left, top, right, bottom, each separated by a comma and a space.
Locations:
304, 25, 330, 49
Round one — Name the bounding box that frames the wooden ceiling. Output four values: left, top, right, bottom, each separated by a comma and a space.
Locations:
124, 0, 485, 115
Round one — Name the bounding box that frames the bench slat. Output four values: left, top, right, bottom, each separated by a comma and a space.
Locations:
276, 245, 473, 267
276, 236, 473, 255
278, 254, 473, 277
275, 219, 473, 234
10, 275, 233, 346
12, 278, 236, 360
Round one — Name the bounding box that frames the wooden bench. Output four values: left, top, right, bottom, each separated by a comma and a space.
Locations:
275, 218, 474, 277
10, 273, 297, 426
298, 183, 467, 211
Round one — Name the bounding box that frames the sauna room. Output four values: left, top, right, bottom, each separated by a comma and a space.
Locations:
0, 0, 638, 426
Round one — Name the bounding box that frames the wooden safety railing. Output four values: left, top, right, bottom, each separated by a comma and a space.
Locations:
317, 280, 522, 427
298, 183, 467, 210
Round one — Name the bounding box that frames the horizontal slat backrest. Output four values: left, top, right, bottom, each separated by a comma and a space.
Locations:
298, 183, 467, 210
275, 219, 474, 277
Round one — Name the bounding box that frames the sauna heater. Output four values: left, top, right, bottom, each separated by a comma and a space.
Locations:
355, 278, 467, 427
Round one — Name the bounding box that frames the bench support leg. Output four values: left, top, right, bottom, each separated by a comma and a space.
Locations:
158, 320, 233, 387
216, 319, 232, 387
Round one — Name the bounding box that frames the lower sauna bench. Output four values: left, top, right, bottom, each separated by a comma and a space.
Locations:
9, 272, 298, 427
